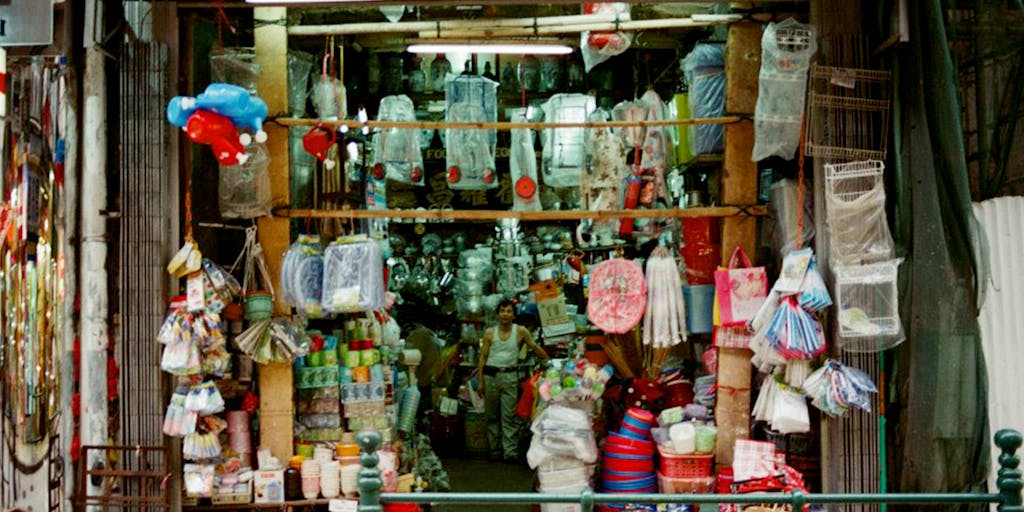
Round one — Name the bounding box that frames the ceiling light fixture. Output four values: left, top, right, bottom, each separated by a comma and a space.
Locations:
406, 42, 573, 55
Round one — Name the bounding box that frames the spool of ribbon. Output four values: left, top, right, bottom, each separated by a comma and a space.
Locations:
229, 431, 252, 454
401, 349, 422, 366
352, 366, 371, 383
397, 387, 420, 433
370, 364, 385, 382
226, 411, 250, 433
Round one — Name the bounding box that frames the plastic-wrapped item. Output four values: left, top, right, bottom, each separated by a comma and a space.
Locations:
802, 359, 877, 416
824, 160, 895, 266
582, 108, 623, 238
681, 43, 725, 155
764, 297, 827, 360
445, 102, 497, 189
445, 74, 498, 189
833, 258, 904, 352
581, 3, 632, 72
287, 50, 314, 117
311, 75, 346, 120
280, 235, 325, 317
210, 47, 260, 94
298, 414, 343, 430
770, 179, 815, 255
219, 141, 271, 218
373, 95, 424, 186
752, 19, 818, 161
322, 238, 386, 313
509, 115, 541, 211
541, 94, 596, 188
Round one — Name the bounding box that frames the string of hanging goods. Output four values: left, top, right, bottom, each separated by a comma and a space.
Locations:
1, 56, 69, 468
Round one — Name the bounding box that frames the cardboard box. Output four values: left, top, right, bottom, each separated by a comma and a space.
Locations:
253, 470, 284, 504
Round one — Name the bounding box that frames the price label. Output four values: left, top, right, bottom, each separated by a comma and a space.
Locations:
329, 499, 359, 512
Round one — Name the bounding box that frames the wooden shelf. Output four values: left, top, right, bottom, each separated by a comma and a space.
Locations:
273, 116, 742, 131
274, 205, 766, 221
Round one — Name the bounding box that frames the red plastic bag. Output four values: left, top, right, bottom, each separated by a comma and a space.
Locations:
515, 372, 540, 419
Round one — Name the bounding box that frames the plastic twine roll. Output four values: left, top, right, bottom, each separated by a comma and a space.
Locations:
397, 387, 420, 433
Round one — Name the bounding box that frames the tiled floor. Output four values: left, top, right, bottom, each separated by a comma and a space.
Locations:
434, 457, 537, 512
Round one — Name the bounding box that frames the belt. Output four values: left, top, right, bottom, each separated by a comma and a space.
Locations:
483, 366, 517, 377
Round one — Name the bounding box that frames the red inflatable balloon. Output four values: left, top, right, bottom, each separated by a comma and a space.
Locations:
186, 109, 247, 166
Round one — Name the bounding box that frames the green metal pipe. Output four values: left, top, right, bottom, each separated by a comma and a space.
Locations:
355, 429, 1022, 512
374, 492, 1002, 505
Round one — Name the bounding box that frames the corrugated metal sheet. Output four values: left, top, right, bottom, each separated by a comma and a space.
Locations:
973, 196, 1024, 494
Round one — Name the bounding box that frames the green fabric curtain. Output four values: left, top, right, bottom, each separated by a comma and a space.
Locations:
890, 0, 990, 507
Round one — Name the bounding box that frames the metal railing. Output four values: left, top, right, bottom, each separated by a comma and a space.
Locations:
355, 429, 1024, 512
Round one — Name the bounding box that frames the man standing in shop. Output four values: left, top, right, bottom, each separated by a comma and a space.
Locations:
477, 299, 548, 462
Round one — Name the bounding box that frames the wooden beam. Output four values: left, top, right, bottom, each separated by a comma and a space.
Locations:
725, 21, 763, 115
274, 116, 742, 131
254, 5, 293, 465
276, 205, 766, 221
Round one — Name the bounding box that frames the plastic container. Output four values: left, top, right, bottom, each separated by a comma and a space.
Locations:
683, 285, 715, 334
657, 473, 715, 494
658, 449, 713, 479
244, 291, 274, 321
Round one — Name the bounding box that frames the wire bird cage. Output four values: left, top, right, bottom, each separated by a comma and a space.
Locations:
806, 65, 892, 161
824, 160, 895, 267
833, 259, 905, 353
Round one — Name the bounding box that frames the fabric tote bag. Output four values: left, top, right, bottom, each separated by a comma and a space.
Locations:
714, 246, 768, 327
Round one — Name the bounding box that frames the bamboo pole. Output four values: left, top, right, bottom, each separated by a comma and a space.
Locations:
414, 16, 740, 39
275, 205, 767, 221
275, 116, 742, 131
289, 12, 631, 37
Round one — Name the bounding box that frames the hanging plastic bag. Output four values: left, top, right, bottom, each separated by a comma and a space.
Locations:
681, 42, 725, 155
764, 297, 826, 360
219, 141, 271, 219
509, 115, 541, 211
281, 234, 325, 317
797, 259, 832, 312
541, 93, 596, 188
580, 3, 633, 72
322, 238, 385, 313
803, 359, 877, 416
582, 108, 623, 238
771, 386, 810, 434
287, 50, 314, 117
752, 19, 818, 161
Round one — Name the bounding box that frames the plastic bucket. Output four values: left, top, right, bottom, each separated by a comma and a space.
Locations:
683, 285, 715, 334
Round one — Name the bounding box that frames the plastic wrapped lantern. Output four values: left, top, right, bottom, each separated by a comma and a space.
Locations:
586, 258, 647, 334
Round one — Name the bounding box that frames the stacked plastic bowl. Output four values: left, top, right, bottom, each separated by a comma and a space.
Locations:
602, 408, 657, 494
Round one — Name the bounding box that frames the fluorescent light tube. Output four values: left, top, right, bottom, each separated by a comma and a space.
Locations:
407, 43, 572, 55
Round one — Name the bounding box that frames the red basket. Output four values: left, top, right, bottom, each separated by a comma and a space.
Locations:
658, 449, 714, 479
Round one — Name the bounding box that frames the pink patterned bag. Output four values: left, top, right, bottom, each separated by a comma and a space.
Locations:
714, 246, 768, 327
